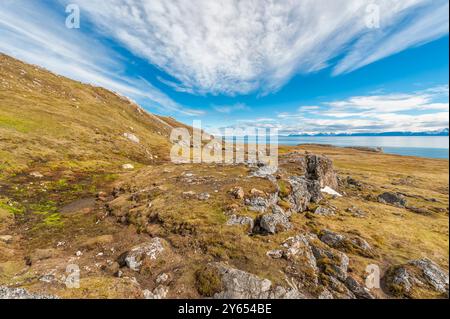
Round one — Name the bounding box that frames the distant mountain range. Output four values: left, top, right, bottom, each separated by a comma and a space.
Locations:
287, 128, 449, 137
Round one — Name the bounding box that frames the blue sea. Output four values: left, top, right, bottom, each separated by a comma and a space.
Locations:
277, 136, 449, 159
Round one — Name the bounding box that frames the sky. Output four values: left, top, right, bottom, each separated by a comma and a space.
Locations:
0, 0, 448, 134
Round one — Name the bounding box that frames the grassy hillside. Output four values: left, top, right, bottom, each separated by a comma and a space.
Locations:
0, 54, 448, 299
0, 53, 186, 179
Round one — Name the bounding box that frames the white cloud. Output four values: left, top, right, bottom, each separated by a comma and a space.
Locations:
0, 0, 202, 116
66, 0, 448, 96
249, 86, 449, 134
213, 103, 249, 114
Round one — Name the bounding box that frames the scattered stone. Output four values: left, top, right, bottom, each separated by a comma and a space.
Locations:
143, 286, 169, 299
226, 215, 254, 233
266, 249, 283, 259
29, 172, 44, 178
96, 191, 108, 202
76, 251, 83, 257
378, 192, 407, 207
120, 238, 165, 272
229, 187, 245, 199
313, 206, 335, 216
156, 273, 169, 284
0, 235, 13, 244
258, 212, 291, 234
122, 164, 135, 170
123, 132, 140, 144
251, 165, 278, 178
344, 276, 375, 299
197, 192, 210, 201
346, 206, 367, 218
346, 176, 362, 187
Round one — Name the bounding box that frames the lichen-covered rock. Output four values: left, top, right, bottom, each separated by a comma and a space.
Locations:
119, 238, 165, 272
309, 242, 349, 282
258, 212, 292, 234
305, 155, 339, 190
0, 286, 58, 299
287, 176, 322, 212
384, 258, 449, 298
229, 186, 245, 199
344, 275, 375, 299
319, 230, 375, 258
377, 192, 407, 207
244, 193, 278, 213
226, 215, 254, 233
313, 206, 335, 216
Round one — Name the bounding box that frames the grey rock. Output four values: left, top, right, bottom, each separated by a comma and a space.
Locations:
345, 276, 375, 299
123, 132, 140, 144
122, 238, 165, 271
0, 286, 58, 299
212, 263, 305, 299
143, 286, 169, 299
305, 155, 339, 190
226, 215, 254, 233
378, 192, 407, 207
258, 212, 292, 234
384, 258, 449, 298
313, 206, 335, 216
409, 258, 449, 293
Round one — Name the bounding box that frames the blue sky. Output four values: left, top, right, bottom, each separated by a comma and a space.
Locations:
0, 0, 448, 134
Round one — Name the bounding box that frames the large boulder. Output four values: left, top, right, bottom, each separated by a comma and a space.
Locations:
208, 263, 305, 299
287, 176, 322, 212
305, 155, 339, 190
383, 258, 449, 298
257, 210, 292, 234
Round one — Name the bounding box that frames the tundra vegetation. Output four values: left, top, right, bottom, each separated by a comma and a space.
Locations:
0, 54, 448, 299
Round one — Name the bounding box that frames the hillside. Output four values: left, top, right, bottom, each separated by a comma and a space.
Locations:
0, 53, 187, 178
0, 54, 448, 300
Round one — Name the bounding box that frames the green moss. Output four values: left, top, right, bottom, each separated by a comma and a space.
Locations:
0, 199, 25, 215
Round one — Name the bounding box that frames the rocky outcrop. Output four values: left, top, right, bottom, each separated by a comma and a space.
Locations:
378, 192, 407, 207
210, 263, 305, 299
305, 155, 339, 190
266, 232, 368, 299
319, 229, 376, 258
118, 238, 165, 272
383, 258, 449, 298
286, 176, 322, 212
257, 209, 292, 234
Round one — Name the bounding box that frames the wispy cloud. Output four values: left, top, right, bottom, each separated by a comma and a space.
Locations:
0, 0, 202, 116
66, 0, 448, 96
213, 103, 249, 114
245, 85, 449, 134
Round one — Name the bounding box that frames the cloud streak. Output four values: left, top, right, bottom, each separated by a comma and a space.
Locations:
67, 0, 448, 95
0, 0, 202, 116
